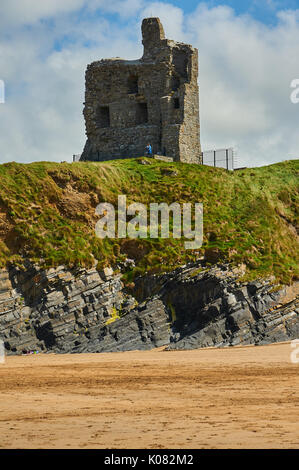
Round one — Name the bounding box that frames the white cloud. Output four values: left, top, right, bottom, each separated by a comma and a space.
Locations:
0, 1, 298, 167
0, 0, 86, 27
0, 0, 145, 28
140, 2, 184, 41
186, 4, 299, 166
0, 6, 141, 163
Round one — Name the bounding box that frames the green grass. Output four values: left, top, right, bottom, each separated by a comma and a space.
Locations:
0, 158, 298, 285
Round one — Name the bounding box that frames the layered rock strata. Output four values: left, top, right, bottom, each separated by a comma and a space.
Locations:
0, 262, 298, 355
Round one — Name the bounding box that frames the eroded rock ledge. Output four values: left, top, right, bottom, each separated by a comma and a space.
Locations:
0, 262, 298, 355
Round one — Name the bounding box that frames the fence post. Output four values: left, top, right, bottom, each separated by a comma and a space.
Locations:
226, 149, 228, 170
214, 150, 216, 167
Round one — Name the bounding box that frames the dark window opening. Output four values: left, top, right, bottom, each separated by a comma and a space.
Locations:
158, 117, 162, 150
96, 106, 110, 128
171, 75, 180, 91
128, 74, 138, 94
174, 98, 180, 109
173, 49, 188, 80
136, 102, 148, 124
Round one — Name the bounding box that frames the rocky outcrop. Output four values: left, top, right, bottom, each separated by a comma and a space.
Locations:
0, 261, 298, 355
0, 263, 171, 355
158, 264, 299, 349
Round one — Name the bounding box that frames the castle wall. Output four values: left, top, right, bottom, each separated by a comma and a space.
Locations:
81, 18, 201, 163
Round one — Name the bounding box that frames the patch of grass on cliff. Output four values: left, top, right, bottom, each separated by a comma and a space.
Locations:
0, 158, 298, 285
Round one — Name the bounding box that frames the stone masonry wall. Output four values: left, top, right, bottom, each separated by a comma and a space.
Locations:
81, 18, 201, 163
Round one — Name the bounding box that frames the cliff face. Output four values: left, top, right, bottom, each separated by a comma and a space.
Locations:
1, 159, 298, 286
1, 261, 298, 355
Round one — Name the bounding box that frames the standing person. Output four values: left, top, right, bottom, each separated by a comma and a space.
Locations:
146, 143, 153, 157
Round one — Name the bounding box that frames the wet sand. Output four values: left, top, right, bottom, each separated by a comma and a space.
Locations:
0, 342, 298, 449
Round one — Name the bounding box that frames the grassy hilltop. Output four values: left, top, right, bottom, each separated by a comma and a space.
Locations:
0, 158, 298, 285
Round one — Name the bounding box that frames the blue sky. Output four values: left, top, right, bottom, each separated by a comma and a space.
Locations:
157, 0, 299, 23
0, 0, 298, 167
80, 0, 299, 26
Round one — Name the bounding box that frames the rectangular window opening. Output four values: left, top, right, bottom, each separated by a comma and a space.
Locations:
97, 106, 110, 128
128, 75, 138, 94
174, 98, 180, 109
136, 102, 148, 124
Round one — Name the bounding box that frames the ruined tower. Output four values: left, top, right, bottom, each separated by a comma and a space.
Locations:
81, 18, 201, 163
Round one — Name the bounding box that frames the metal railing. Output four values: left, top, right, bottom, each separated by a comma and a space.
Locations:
73, 148, 247, 170
201, 147, 235, 170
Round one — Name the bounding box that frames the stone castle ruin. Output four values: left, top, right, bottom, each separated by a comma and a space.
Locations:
80, 17, 201, 163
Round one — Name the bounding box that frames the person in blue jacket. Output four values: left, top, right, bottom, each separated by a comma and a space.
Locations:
146, 143, 153, 157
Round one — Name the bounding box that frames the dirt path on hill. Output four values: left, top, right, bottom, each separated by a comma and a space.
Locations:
0, 342, 298, 449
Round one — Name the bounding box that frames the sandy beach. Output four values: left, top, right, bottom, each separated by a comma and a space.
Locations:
0, 342, 298, 449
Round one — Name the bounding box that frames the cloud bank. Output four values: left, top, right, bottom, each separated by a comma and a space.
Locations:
0, 1, 298, 167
